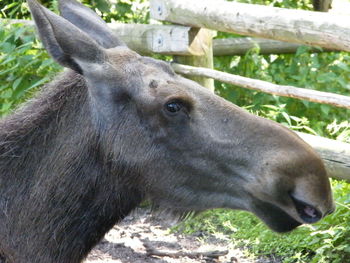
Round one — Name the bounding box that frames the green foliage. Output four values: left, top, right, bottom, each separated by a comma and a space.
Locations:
327, 120, 350, 143
215, 45, 350, 139
0, 21, 62, 116
0, 0, 58, 18
0, 0, 30, 19
174, 180, 350, 263
80, 0, 149, 23
0, 0, 149, 23
0, 0, 149, 116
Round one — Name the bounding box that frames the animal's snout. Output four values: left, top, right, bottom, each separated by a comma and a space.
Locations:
244, 126, 335, 231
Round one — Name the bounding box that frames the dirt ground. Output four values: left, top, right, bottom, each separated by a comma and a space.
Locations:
84, 208, 281, 263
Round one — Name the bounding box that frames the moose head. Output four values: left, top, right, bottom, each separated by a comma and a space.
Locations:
27, 0, 334, 232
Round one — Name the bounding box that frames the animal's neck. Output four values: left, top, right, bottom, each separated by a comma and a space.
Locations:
0, 71, 142, 263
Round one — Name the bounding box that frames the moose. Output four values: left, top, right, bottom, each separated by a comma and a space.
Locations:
0, 0, 334, 262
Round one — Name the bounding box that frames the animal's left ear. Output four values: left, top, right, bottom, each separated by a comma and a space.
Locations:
58, 0, 124, 48
27, 0, 105, 74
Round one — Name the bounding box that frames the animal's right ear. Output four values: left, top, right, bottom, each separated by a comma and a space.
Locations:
27, 0, 105, 74
58, 0, 124, 48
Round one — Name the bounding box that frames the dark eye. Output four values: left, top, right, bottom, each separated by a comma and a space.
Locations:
165, 101, 183, 114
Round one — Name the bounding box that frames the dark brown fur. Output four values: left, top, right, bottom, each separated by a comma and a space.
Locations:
0, 72, 143, 262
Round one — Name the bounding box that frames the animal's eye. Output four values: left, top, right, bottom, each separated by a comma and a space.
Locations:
165, 101, 183, 114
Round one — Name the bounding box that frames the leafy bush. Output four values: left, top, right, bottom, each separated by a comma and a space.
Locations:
0, 0, 149, 116
215, 45, 350, 139
0, 21, 62, 116
90, 0, 149, 23
0, 0, 149, 23
0, 0, 30, 19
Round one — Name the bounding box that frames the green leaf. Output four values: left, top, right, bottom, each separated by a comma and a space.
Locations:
303, 126, 318, 135
0, 63, 20, 76
12, 77, 23, 90
336, 62, 350, 72
320, 104, 330, 116
0, 55, 16, 66
94, 0, 111, 13
0, 89, 12, 99
316, 72, 337, 83
281, 112, 291, 126
1, 42, 15, 53
0, 102, 13, 113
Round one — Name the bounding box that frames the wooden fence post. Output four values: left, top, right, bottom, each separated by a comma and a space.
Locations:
173, 28, 216, 92
313, 0, 333, 12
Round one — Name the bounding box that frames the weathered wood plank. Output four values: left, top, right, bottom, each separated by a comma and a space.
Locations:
150, 0, 350, 52
1, 19, 204, 56
1, 19, 338, 56
297, 132, 350, 182
109, 23, 206, 56
171, 63, 350, 109
213, 37, 335, 56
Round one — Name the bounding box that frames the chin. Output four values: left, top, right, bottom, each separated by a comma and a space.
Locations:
251, 199, 302, 233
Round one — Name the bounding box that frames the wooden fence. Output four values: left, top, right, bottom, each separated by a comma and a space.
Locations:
2, 0, 350, 181
150, 0, 350, 52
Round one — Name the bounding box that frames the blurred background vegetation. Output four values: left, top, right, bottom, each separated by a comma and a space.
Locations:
0, 0, 349, 262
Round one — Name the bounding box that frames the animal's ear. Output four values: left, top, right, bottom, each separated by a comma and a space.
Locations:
27, 0, 105, 74
58, 0, 124, 48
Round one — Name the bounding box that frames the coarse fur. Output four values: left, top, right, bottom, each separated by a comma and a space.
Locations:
0, 72, 143, 262
0, 0, 334, 262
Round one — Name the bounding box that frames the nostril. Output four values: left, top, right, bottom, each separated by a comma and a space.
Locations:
304, 205, 318, 218
290, 195, 322, 224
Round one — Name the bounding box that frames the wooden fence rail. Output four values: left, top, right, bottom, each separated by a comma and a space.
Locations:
213, 37, 334, 56
150, 0, 350, 52
171, 63, 350, 109
2, 19, 202, 56
3, 19, 337, 56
